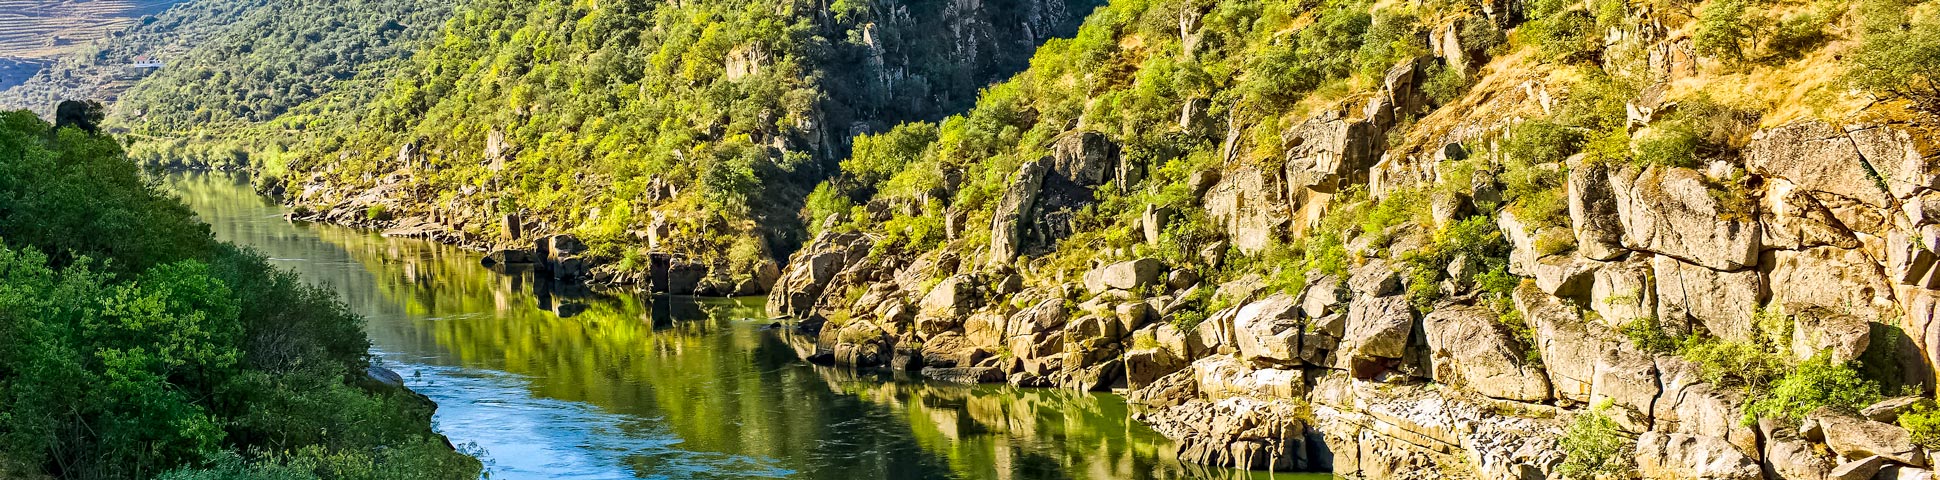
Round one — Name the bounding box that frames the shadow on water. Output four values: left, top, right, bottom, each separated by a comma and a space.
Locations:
161, 171, 1326, 480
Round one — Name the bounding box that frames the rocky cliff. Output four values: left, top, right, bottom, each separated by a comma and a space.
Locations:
762, 0, 1940, 476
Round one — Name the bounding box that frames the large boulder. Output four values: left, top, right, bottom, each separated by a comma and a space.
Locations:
1050, 131, 1118, 186
916, 275, 982, 335
1589, 254, 1656, 326
1343, 293, 1414, 367
1515, 283, 1602, 401
1421, 305, 1552, 401
1762, 181, 1863, 250
1609, 166, 1761, 271
1569, 158, 1628, 261
1192, 355, 1306, 400
989, 159, 1050, 266
1790, 306, 1872, 363
1097, 258, 1165, 291
1745, 121, 1893, 208
1764, 247, 1899, 327
1812, 407, 1928, 467
1634, 432, 1762, 480
1283, 110, 1381, 194
1653, 255, 1763, 341
1231, 294, 1305, 364
1847, 123, 1940, 199
1203, 166, 1285, 254
1655, 357, 1760, 458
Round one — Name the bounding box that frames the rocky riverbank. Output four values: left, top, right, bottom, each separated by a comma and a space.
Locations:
759, 44, 1940, 479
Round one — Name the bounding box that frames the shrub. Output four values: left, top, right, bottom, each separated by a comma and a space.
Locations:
1520, 10, 1602, 63
1851, 16, 1940, 111
1557, 401, 1637, 480
1694, 0, 1751, 65
1902, 403, 1940, 449
1621, 317, 1681, 355
1745, 353, 1882, 422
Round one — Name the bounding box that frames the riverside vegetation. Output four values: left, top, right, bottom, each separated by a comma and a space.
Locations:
0, 109, 480, 479
13, 0, 1940, 476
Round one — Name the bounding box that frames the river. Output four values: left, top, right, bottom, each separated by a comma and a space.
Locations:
163, 172, 1325, 480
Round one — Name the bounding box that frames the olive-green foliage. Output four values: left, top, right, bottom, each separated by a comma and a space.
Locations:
1497, 120, 1574, 227
1901, 403, 1940, 449
1850, 7, 1940, 110
1519, 9, 1602, 63
1694, 0, 1754, 64
1557, 401, 1637, 480
0, 111, 216, 274
1744, 353, 1882, 422
0, 112, 478, 479
1620, 316, 1681, 355
1404, 215, 1512, 312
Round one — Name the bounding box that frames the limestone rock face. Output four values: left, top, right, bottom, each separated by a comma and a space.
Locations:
1812, 407, 1927, 468
1746, 121, 1894, 208
1653, 255, 1762, 341
1609, 166, 1761, 271
767, 230, 871, 319
1421, 305, 1552, 402
1569, 159, 1627, 261
989, 159, 1049, 266
1204, 166, 1285, 254
1634, 431, 1763, 480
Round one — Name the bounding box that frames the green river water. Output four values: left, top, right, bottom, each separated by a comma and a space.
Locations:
163, 172, 1331, 480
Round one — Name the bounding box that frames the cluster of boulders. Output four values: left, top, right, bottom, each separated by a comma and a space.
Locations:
765, 43, 1940, 477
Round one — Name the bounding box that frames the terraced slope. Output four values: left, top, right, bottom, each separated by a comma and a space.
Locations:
0, 0, 184, 85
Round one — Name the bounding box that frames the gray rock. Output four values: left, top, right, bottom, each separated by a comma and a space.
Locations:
1569, 158, 1628, 260
1765, 247, 1899, 329
1633, 431, 1762, 480
1864, 397, 1936, 423
1099, 258, 1165, 291
1515, 283, 1601, 401
1231, 294, 1304, 364
1746, 121, 1893, 208
1828, 456, 1888, 480
1050, 131, 1118, 186
1421, 305, 1552, 401
1348, 259, 1401, 297
1203, 166, 1285, 254
1609, 166, 1761, 271
1790, 306, 1873, 363
989, 159, 1050, 267
1762, 181, 1862, 250
1812, 407, 1927, 467
1653, 255, 1763, 341
1344, 293, 1414, 363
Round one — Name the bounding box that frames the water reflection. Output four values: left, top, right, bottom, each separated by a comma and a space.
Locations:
163, 172, 1321, 480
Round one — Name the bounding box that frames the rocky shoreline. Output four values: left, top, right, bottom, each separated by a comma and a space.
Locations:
754, 48, 1940, 477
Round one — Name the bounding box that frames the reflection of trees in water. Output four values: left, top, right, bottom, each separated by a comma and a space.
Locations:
166, 172, 1305, 480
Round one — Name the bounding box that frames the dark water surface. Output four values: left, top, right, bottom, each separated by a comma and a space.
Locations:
163, 172, 1324, 480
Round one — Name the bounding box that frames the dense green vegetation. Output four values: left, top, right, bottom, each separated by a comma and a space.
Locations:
0, 110, 477, 479
262, 0, 1094, 270
115, 0, 456, 169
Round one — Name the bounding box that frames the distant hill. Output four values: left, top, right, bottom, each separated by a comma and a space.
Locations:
0, 0, 186, 88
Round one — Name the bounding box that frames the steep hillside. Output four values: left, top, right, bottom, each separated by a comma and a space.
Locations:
762, 0, 1940, 476
273, 0, 1098, 293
